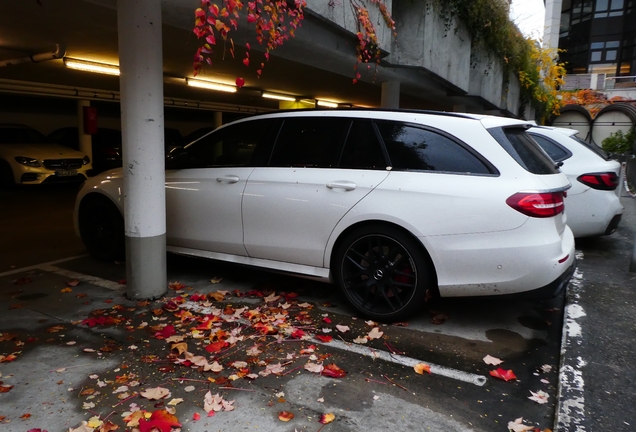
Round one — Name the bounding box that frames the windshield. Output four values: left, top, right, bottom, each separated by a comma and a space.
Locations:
0, 127, 49, 144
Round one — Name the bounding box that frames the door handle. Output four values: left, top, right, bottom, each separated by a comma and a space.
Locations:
216, 175, 240, 183
327, 181, 357, 191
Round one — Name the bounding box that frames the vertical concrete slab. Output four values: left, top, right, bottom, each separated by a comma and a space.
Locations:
77, 99, 93, 163
117, 0, 167, 300
543, 0, 563, 51
381, 80, 400, 108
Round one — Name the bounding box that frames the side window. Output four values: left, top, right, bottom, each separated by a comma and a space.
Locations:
529, 134, 572, 162
339, 120, 388, 170
269, 117, 350, 168
183, 119, 276, 168
376, 121, 494, 174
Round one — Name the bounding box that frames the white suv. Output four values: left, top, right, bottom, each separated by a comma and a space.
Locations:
75, 110, 575, 321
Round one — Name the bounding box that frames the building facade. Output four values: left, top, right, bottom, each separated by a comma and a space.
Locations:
556, 0, 636, 79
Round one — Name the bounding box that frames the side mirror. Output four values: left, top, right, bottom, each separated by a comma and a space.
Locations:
166, 146, 189, 169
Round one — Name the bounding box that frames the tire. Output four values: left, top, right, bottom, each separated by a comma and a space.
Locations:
333, 224, 435, 322
0, 160, 15, 190
78, 196, 125, 261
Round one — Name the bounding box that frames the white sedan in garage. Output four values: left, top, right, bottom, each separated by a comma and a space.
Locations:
529, 126, 623, 238
75, 110, 576, 322
0, 123, 92, 187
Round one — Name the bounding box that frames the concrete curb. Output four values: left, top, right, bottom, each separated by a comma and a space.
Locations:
553, 257, 587, 432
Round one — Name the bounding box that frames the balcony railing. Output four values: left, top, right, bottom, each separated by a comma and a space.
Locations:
561, 74, 636, 91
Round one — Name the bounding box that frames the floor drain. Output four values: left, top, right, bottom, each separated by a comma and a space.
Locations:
16, 293, 49, 301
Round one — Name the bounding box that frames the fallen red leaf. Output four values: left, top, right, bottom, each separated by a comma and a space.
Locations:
490, 368, 517, 382
315, 335, 333, 343
154, 325, 176, 340
278, 411, 294, 422
193, 412, 201, 421
20, 413, 31, 419
290, 329, 305, 339
322, 317, 332, 324
138, 409, 181, 432
14, 277, 32, 285
0, 385, 14, 393
321, 363, 347, 378
205, 340, 228, 353
0, 354, 18, 363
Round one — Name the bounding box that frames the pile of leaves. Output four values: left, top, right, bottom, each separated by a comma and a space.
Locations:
1, 278, 556, 431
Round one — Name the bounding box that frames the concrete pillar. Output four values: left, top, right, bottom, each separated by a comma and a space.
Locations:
543, 0, 563, 51
381, 80, 400, 109
214, 111, 223, 128
117, 0, 167, 300
77, 100, 93, 163
590, 73, 598, 90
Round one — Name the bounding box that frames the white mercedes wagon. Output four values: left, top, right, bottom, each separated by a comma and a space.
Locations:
74, 110, 576, 321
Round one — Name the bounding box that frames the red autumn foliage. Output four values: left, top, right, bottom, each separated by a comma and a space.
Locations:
314, 335, 333, 343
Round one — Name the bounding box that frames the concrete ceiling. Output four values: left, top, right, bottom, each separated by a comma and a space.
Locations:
0, 0, 446, 113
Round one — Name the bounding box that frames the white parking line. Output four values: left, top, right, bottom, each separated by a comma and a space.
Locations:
43, 266, 125, 291
317, 338, 488, 386
0, 255, 88, 277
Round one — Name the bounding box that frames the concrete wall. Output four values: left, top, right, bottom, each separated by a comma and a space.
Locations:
307, 0, 523, 115
306, 0, 393, 53
387, 1, 471, 92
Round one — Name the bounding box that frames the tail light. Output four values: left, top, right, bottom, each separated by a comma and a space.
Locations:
577, 172, 619, 191
506, 191, 565, 218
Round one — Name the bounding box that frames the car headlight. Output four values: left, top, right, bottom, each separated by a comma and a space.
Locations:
83, 156, 91, 165
15, 156, 41, 167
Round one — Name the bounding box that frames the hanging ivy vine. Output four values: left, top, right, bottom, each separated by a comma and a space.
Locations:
428, 0, 566, 123
192, 0, 395, 86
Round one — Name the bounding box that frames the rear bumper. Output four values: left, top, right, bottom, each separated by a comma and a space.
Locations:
509, 259, 576, 299
604, 214, 622, 236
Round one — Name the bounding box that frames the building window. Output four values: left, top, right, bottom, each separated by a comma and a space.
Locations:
591, 51, 603, 61
606, 50, 618, 61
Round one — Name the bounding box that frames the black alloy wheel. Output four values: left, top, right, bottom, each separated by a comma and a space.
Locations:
335, 225, 434, 322
78, 196, 125, 261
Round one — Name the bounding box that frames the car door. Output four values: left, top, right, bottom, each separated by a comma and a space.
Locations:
242, 118, 391, 267
165, 119, 277, 256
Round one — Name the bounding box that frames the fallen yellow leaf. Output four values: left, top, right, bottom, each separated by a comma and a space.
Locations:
414, 363, 431, 375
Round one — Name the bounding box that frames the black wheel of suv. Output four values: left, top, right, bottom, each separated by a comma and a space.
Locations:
334, 225, 435, 322
78, 196, 125, 261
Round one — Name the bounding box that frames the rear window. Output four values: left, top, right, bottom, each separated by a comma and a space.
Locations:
490, 127, 559, 174
571, 135, 610, 160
